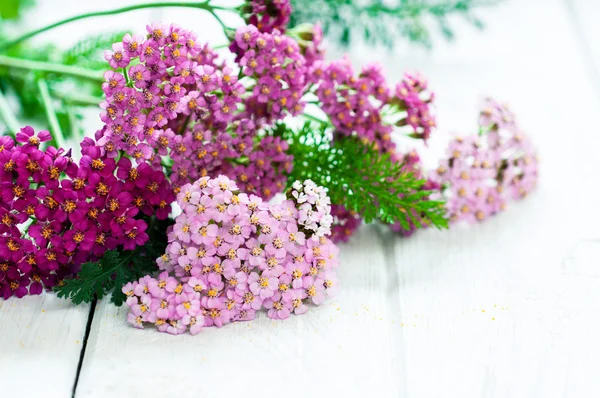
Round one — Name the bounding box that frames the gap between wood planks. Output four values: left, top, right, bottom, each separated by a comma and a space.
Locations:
71, 298, 97, 398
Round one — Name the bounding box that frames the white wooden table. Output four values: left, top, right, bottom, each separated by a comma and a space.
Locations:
2, 0, 600, 397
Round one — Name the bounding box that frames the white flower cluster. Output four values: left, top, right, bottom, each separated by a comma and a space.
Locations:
289, 180, 333, 237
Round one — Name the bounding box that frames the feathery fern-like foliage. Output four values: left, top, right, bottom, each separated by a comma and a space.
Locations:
290, 0, 501, 48
281, 122, 448, 230
54, 217, 170, 306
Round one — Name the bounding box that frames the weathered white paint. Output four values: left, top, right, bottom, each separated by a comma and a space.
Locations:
2, 0, 600, 397
0, 295, 90, 397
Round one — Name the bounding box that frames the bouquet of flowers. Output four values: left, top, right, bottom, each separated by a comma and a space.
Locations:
0, 0, 536, 335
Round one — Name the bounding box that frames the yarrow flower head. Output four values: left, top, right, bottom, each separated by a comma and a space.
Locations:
97, 23, 297, 200
123, 175, 340, 335
431, 98, 538, 223
242, 0, 292, 33
233, 24, 308, 121
0, 127, 173, 300
287, 23, 325, 68
310, 61, 436, 154
287, 179, 333, 238
329, 205, 362, 243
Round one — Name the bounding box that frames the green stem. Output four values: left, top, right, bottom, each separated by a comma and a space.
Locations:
303, 113, 329, 125
65, 105, 79, 140
52, 90, 104, 107
178, 114, 191, 135
123, 67, 130, 85
1, 1, 234, 51
0, 88, 20, 136
207, 8, 232, 35
37, 79, 66, 148
0, 55, 103, 82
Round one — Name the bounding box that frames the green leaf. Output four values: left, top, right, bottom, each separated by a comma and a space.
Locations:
289, 0, 502, 48
0, 0, 34, 21
54, 217, 171, 306
281, 122, 449, 230
54, 250, 124, 305
62, 31, 129, 69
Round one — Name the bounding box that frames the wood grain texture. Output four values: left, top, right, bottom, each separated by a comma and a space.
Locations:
0, 295, 91, 398
75, 1, 600, 397
3, 0, 600, 397
76, 225, 404, 397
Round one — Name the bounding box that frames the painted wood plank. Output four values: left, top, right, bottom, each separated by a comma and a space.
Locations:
4, 0, 596, 397
75, 225, 400, 397
1, 2, 173, 397
76, 0, 600, 397
0, 295, 91, 398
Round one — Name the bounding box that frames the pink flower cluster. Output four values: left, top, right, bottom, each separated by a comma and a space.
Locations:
231, 135, 293, 200
392, 73, 436, 143
234, 24, 308, 121
329, 205, 362, 243
99, 23, 244, 167
99, 23, 298, 200
431, 98, 538, 223
307, 66, 436, 242
244, 0, 292, 34
123, 175, 339, 335
0, 127, 173, 299
310, 61, 435, 152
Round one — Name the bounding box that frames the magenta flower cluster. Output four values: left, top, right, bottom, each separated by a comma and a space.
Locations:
329, 205, 362, 243
310, 60, 435, 151
99, 23, 297, 200
100, 23, 243, 165
244, 0, 292, 34
233, 24, 308, 121
0, 127, 173, 299
307, 64, 437, 240
431, 98, 538, 223
123, 175, 339, 334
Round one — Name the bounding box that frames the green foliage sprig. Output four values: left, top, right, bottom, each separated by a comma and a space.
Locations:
54, 217, 171, 305
282, 122, 448, 230
290, 0, 501, 48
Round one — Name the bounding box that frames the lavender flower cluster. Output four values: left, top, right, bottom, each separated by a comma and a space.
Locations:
310, 61, 435, 152
0, 127, 173, 299
123, 175, 339, 334
99, 23, 298, 200
431, 98, 539, 223
233, 24, 308, 120
243, 0, 292, 34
